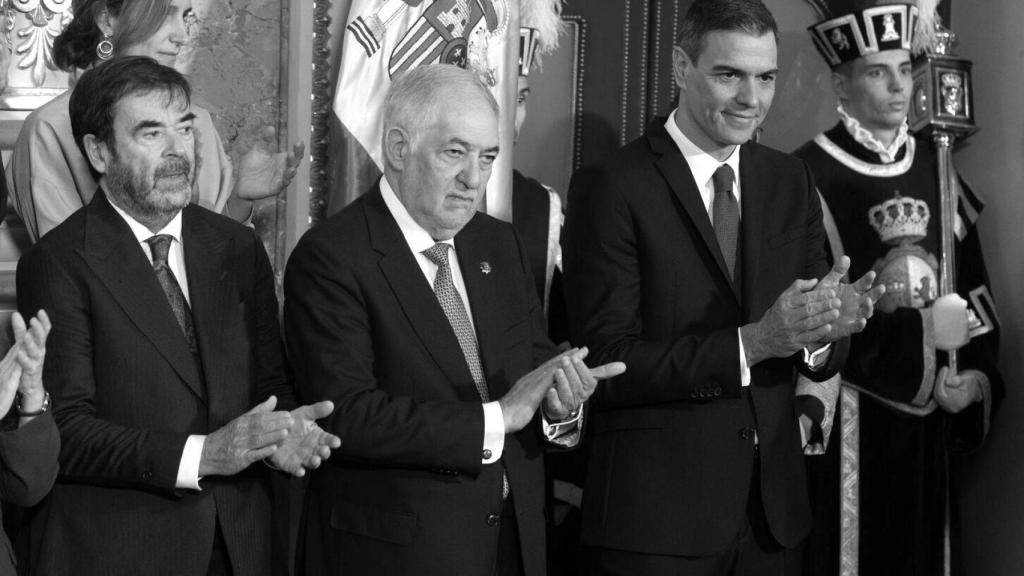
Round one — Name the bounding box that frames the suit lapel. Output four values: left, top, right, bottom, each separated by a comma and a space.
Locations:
649, 123, 740, 302
455, 217, 511, 400
739, 145, 767, 318
77, 191, 205, 401
366, 190, 482, 402
183, 206, 235, 412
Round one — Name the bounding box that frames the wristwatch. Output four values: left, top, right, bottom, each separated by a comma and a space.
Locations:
17, 391, 50, 417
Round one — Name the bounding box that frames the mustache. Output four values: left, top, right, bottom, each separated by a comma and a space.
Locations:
154, 158, 192, 178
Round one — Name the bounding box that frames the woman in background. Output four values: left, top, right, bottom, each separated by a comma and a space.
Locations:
0, 310, 57, 576
7, 0, 303, 240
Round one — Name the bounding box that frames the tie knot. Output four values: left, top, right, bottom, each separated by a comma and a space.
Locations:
146, 234, 174, 266
422, 242, 451, 268
712, 164, 735, 195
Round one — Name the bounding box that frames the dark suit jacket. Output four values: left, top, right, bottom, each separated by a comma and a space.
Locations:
0, 412, 58, 576
284, 186, 556, 576
562, 120, 847, 557
16, 190, 292, 576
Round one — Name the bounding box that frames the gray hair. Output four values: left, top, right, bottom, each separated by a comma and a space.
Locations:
381, 64, 499, 145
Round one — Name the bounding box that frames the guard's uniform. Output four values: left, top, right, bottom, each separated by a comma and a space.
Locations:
794, 122, 1003, 576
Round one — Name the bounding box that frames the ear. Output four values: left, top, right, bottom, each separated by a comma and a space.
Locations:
95, 7, 115, 37
672, 46, 693, 92
383, 126, 411, 172
82, 134, 112, 175
831, 71, 848, 102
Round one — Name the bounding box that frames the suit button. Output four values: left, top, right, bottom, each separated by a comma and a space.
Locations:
142, 471, 153, 481
739, 427, 755, 440
482, 449, 493, 460
486, 514, 500, 527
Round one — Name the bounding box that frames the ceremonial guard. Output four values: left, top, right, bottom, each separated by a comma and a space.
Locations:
512, 0, 567, 344
795, 2, 1003, 574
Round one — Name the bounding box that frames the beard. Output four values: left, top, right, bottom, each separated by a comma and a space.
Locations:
105, 154, 193, 225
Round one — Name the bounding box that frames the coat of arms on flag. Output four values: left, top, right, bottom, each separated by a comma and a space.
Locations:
335, 0, 511, 170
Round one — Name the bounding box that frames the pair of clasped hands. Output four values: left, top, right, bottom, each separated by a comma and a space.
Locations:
197, 348, 629, 477
741, 256, 884, 366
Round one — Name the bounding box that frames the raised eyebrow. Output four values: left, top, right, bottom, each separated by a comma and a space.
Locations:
179, 112, 197, 124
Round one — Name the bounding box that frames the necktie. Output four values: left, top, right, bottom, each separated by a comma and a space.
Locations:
423, 242, 510, 499
712, 164, 739, 279
146, 234, 198, 354
422, 242, 490, 402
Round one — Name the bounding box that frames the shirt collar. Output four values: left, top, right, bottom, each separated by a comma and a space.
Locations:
108, 191, 184, 246
837, 103, 908, 163
665, 109, 741, 189
380, 176, 454, 254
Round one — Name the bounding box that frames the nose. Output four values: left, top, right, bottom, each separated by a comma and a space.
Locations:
164, 130, 188, 157
735, 78, 758, 108
888, 72, 904, 93
169, 17, 188, 45
457, 157, 483, 190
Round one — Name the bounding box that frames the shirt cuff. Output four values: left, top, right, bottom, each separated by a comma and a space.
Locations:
542, 405, 583, 447
482, 401, 505, 464
803, 343, 833, 370
175, 434, 205, 490
738, 328, 750, 387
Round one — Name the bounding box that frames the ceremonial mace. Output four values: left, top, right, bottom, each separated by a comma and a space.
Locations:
908, 26, 976, 374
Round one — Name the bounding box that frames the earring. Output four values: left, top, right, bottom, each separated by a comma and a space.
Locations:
96, 32, 114, 61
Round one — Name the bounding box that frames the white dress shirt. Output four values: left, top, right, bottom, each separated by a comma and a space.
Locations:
109, 200, 206, 490
379, 178, 507, 464
664, 111, 830, 386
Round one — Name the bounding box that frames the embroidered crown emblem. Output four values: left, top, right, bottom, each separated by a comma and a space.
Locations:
868, 193, 930, 244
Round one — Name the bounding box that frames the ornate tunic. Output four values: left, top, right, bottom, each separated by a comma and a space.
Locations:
795, 123, 1002, 576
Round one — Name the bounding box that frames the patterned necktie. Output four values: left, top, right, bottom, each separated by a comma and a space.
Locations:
712, 164, 739, 280
422, 242, 490, 402
423, 242, 509, 499
146, 234, 198, 354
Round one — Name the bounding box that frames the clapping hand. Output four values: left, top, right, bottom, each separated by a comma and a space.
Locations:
812, 256, 885, 341
0, 311, 52, 420
542, 347, 625, 421
235, 127, 305, 201
268, 401, 342, 477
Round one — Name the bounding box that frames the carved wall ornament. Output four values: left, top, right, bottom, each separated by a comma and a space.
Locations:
1, 0, 73, 109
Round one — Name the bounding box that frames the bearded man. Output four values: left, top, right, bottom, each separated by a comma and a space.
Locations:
16, 56, 339, 576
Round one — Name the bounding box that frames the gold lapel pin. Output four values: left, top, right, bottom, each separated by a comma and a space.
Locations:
480, 262, 491, 274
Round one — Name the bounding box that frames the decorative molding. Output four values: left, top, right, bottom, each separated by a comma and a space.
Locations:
618, 0, 630, 147
565, 14, 585, 173
0, 0, 72, 110
310, 0, 332, 226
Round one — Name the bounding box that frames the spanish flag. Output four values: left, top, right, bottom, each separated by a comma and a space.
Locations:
334, 0, 519, 220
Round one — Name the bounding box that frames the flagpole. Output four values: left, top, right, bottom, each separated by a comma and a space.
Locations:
487, 0, 519, 223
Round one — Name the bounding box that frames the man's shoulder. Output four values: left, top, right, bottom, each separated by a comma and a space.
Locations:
30, 205, 87, 253
288, 191, 376, 271
743, 140, 810, 174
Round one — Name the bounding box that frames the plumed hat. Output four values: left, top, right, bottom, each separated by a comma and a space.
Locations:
807, 0, 931, 68
519, 0, 565, 77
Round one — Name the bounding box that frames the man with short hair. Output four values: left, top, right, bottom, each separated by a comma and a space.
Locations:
285, 63, 623, 576
16, 56, 339, 576
796, 3, 1003, 574
562, 0, 882, 573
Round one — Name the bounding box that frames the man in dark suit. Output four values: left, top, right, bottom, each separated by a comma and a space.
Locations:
16, 56, 339, 576
285, 64, 623, 576
562, 1, 883, 574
